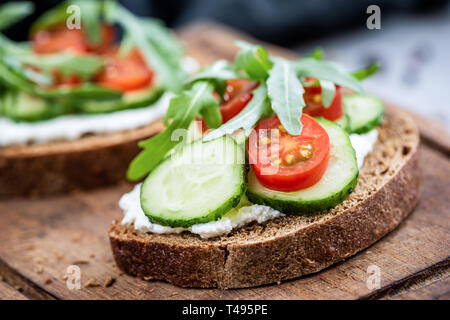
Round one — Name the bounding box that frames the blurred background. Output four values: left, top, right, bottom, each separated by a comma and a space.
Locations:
1, 0, 449, 127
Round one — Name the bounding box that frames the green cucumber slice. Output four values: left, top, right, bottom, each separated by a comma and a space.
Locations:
247, 118, 358, 214
78, 85, 163, 113
344, 94, 384, 134
335, 113, 350, 132
1, 92, 68, 122
140, 136, 246, 228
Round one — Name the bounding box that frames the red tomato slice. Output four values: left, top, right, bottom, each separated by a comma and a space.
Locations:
95, 48, 153, 92
303, 78, 343, 121
248, 114, 330, 192
32, 24, 116, 55
220, 79, 258, 123
32, 27, 87, 54
86, 25, 116, 53
199, 79, 258, 132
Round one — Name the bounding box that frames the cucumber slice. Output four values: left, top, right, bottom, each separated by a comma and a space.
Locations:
78, 85, 163, 113
140, 136, 246, 228
335, 113, 350, 132
344, 94, 384, 134
1, 92, 68, 122
247, 118, 358, 214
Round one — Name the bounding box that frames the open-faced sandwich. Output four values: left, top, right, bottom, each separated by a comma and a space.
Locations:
0, 1, 197, 197
109, 42, 422, 288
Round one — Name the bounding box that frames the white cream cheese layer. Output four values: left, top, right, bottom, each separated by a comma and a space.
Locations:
0, 93, 173, 146
120, 184, 284, 239
120, 129, 379, 239
350, 129, 379, 169
0, 57, 199, 147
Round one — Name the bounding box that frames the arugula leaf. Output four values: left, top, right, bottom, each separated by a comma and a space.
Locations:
187, 60, 239, 84
22, 53, 104, 80
0, 2, 34, 31
106, 3, 184, 92
186, 60, 240, 98
141, 19, 184, 68
0, 51, 119, 101
292, 58, 364, 93
352, 63, 380, 81
204, 84, 270, 141
319, 79, 335, 108
234, 40, 273, 81
306, 47, 324, 60
30, 1, 67, 33
200, 104, 222, 129
0, 34, 104, 80
267, 58, 305, 136
128, 81, 218, 180
76, 0, 102, 45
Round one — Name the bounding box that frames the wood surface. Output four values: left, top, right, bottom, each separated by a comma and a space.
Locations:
0, 21, 448, 300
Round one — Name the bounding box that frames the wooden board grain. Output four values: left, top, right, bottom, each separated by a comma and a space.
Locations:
0, 281, 28, 300
0, 21, 448, 300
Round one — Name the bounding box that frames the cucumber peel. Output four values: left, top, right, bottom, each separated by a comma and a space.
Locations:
344, 94, 384, 134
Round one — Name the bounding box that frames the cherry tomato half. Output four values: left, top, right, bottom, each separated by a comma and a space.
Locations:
220, 79, 258, 123
32, 24, 116, 55
95, 48, 154, 92
303, 78, 343, 121
32, 27, 87, 54
248, 114, 330, 192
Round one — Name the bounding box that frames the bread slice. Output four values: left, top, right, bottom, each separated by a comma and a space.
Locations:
109, 106, 422, 289
0, 121, 163, 197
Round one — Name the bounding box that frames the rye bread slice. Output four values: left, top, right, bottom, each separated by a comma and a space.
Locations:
0, 121, 163, 198
109, 106, 422, 289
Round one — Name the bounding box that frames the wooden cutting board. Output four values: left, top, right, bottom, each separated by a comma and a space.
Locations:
0, 21, 449, 300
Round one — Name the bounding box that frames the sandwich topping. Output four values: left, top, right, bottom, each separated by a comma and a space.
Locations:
119, 42, 383, 239
0, 1, 197, 146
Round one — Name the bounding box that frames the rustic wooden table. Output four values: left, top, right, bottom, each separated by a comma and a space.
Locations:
0, 22, 448, 300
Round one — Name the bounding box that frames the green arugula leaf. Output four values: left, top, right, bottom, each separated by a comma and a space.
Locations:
352, 63, 380, 81
186, 60, 240, 98
235, 40, 273, 81
76, 0, 102, 45
0, 34, 104, 80
306, 47, 324, 60
292, 57, 364, 93
187, 60, 239, 84
267, 58, 305, 136
141, 19, 184, 68
22, 53, 104, 80
30, 1, 67, 33
0, 2, 34, 31
107, 3, 185, 92
200, 104, 222, 129
203, 84, 270, 141
0, 51, 119, 100
319, 79, 335, 108
128, 81, 218, 180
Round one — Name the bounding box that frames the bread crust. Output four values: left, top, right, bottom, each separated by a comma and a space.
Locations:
0, 121, 163, 197
109, 107, 422, 289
